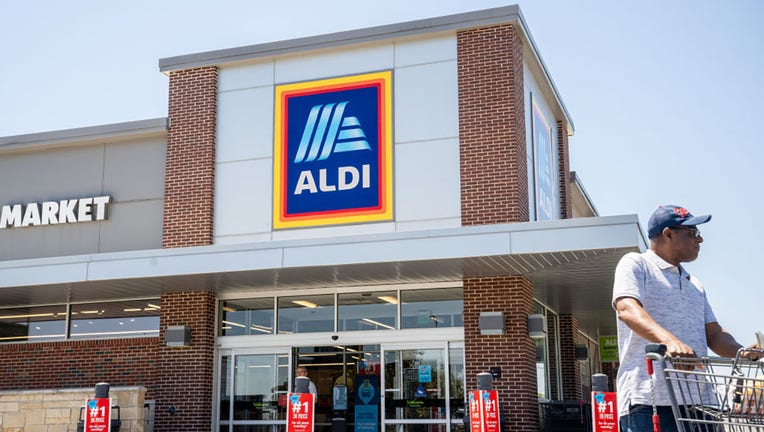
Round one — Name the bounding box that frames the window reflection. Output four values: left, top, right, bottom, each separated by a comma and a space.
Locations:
278, 295, 334, 334
400, 288, 463, 329
220, 298, 274, 336
338, 291, 397, 331
69, 300, 160, 339
0, 305, 67, 342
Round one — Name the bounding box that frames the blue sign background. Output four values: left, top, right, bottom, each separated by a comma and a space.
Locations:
285, 86, 381, 215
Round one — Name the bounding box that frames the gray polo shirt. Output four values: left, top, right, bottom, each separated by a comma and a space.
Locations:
612, 249, 717, 414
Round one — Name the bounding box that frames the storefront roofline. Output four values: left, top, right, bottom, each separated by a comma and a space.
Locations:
0, 215, 646, 335
0, 118, 168, 154
158, 5, 573, 134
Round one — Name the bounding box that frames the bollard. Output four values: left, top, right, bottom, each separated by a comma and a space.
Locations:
476, 372, 493, 390
94, 382, 110, 398
295, 376, 311, 394
592, 374, 609, 392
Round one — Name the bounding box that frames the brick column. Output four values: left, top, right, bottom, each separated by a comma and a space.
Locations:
557, 120, 572, 219
464, 276, 537, 431
559, 314, 581, 400
163, 66, 218, 248
458, 24, 528, 225
601, 362, 618, 392
155, 292, 216, 432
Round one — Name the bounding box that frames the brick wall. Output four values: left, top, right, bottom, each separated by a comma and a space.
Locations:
458, 24, 529, 225
162, 66, 218, 248
154, 291, 216, 432
601, 362, 618, 393
557, 120, 572, 219
559, 314, 581, 399
464, 276, 537, 431
0, 337, 158, 393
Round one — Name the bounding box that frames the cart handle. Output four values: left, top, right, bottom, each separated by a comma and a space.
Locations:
644, 343, 667, 374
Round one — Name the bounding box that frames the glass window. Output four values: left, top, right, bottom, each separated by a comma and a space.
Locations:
384, 348, 447, 421
449, 346, 465, 421
69, 300, 160, 339
219, 353, 289, 423
278, 295, 334, 334
400, 288, 463, 329
220, 299, 274, 336
0, 305, 67, 342
338, 291, 397, 331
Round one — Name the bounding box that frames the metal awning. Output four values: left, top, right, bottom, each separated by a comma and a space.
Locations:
0, 215, 646, 337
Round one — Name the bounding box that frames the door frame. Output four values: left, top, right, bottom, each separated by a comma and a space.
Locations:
214, 346, 292, 432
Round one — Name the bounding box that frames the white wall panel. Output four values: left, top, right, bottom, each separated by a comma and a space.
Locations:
219, 61, 274, 92
394, 35, 456, 67
394, 61, 459, 143
274, 43, 394, 84
395, 138, 460, 224
214, 159, 272, 237
217, 86, 274, 163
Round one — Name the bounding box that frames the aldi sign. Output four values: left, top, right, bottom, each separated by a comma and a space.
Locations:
273, 71, 393, 229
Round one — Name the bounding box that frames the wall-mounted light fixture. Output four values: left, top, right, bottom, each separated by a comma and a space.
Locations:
528, 314, 547, 338
166, 325, 192, 347
575, 344, 589, 361
479, 312, 505, 335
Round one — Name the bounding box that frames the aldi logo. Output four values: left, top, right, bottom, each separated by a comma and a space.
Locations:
273, 71, 393, 229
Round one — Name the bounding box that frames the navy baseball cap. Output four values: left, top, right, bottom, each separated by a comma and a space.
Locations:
647, 205, 711, 238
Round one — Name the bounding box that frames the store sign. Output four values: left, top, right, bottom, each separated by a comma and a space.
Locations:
591, 391, 618, 432
84, 397, 112, 432
286, 392, 315, 432
273, 71, 393, 229
468, 390, 500, 432
0, 196, 110, 229
598, 335, 619, 362
532, 100, 555, 221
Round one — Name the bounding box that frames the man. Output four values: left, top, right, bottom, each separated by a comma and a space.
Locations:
296, 366, 317, 395
613, 205, 749, 432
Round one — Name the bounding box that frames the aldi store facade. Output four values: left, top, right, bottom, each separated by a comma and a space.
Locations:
0, 5, 645, 432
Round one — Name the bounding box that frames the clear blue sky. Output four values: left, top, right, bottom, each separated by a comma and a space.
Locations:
1, 1, 762, 347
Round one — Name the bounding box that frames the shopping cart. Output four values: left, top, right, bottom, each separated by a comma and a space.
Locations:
645, 344, 764, 431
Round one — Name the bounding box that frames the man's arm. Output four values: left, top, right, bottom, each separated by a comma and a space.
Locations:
614, 296, 696, 357
705, 322, 743, 357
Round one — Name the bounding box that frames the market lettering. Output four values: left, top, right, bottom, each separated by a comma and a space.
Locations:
294, 164, 371, 195
0, 196, 110, 228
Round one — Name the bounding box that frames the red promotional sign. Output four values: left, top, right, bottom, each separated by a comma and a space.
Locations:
84, 398, 111, 432
591, 391, 619, 432
286, 392, 315, 432
468, 390, 500, 432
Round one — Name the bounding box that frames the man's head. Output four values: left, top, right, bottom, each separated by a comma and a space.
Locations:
296, 366, 308, 377
648, 205, 711, 265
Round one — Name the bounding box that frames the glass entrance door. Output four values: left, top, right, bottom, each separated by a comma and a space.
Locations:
218, 350, 290, 432
382, 343, 465, 432
294, 345, 382, 432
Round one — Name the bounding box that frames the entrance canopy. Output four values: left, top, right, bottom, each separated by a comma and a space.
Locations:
0, 215, 645, 336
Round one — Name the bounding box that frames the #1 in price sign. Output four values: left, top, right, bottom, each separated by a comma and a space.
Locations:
468, 390, 500, 432
286, 392, 315, 432
84, 398, 112, 432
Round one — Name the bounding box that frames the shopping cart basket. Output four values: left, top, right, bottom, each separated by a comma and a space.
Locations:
645, 344, 764, 431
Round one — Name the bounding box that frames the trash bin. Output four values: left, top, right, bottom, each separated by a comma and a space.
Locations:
539, 400, 591, 432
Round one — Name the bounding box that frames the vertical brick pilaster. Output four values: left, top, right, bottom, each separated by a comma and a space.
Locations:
458, 24, 528, 225
559, 314, 581, 399
601, 362, 618, 392
557, 120, 572, 219
163, 66, 218, 248
464, 276, 537, 431
155, 292, 216, 432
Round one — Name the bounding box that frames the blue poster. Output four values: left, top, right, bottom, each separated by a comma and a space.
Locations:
354, 375, 379, 432
418, 365, 432, 383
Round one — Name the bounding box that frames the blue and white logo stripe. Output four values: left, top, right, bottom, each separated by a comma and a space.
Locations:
293, 101, 371, 163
